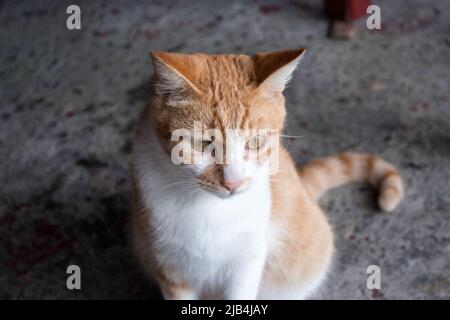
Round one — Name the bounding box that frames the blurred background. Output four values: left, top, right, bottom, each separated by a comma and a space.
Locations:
0, 0, 449, 299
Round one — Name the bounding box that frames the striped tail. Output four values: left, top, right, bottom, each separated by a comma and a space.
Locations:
299, 152, 404, 212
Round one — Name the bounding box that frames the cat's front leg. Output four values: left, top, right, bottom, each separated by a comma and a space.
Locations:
157, 275, 198, 300
223, 246, 267, 300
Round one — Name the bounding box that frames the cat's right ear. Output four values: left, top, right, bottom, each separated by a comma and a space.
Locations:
253, 49, 306, 93
150, 51, 202, 96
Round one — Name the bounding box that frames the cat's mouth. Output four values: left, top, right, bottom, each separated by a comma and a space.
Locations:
196, 178, 251, 198
196, 180, 233, 198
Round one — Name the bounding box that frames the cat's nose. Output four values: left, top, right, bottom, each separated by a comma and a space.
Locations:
223, 180, 243, 193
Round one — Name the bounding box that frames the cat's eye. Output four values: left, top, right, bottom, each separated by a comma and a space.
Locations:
192, 137, 211, 152
245, 135, 267, 150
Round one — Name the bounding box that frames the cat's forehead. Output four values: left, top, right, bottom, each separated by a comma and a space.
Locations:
196, 54, 257, 93
192, 89, 283, 131
170, 56, 282, 130
180, 55, 259, 128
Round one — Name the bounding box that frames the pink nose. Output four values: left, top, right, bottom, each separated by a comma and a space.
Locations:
223, 180, 243, 193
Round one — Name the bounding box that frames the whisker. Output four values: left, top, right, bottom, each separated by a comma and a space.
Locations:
161, 179, 198, 190
280, 134, 309, 139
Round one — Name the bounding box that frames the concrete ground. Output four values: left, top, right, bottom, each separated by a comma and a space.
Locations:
0, 0, 449, 299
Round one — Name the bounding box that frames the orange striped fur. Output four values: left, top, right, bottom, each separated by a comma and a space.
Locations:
300, 152, 404, 212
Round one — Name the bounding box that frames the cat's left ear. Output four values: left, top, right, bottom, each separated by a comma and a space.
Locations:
150, 51, 202, 96
253, 48, 306, 93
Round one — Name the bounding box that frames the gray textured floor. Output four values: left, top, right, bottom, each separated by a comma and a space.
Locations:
0, 0, 449, 299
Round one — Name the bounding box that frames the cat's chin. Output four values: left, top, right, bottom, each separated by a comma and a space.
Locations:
199, 187, 232, 199
201, 187, 249, 199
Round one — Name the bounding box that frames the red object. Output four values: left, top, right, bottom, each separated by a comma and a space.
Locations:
259, 4, 280, 15
324, 0, 371, 20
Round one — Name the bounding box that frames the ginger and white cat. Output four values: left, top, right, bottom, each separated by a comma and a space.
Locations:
131, 49, 404, 300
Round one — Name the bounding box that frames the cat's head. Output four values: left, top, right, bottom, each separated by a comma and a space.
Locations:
149, 49, 305, 198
